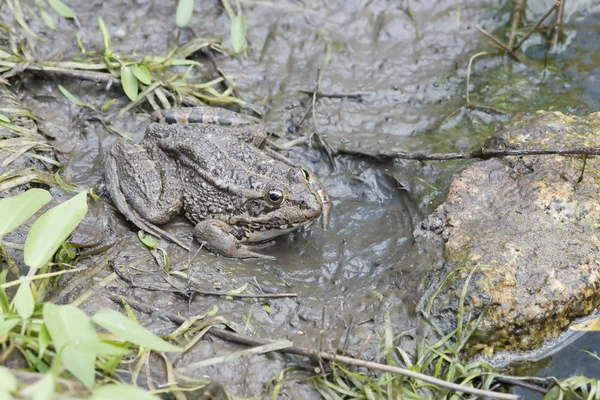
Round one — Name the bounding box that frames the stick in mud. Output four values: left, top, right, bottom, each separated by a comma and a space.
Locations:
106, 293, 522, 400
336, 146, 600, 161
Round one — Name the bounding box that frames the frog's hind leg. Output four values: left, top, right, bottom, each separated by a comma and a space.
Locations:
151, 107, 261, 126
193, 219, 276, 259
106, 139, 189, 250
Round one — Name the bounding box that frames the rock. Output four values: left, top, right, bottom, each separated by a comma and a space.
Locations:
415, 111, 600, 356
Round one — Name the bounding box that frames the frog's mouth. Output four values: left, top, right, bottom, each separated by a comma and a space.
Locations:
242, 221, 312, 242
229, 207, 319, 243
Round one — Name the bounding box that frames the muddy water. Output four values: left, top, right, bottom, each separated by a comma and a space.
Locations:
5, 0, 600, 397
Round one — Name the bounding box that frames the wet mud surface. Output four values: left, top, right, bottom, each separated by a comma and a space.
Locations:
2, 0, 600, 397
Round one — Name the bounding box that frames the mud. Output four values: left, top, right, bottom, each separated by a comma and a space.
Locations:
1, 0, 599, 397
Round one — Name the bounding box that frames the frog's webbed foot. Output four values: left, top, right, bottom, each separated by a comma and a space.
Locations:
193, 220, 275, 260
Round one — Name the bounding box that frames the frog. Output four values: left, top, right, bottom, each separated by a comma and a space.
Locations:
105, 106, 331, 259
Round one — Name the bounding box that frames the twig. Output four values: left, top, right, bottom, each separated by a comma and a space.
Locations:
47, 247, 116, 303
0, 267, 85, 289
297, 89, 364, 101
296, 68, 336, 167
107, 293, 518, 400
357, 333, 372, 360
185, 291, 298, 299
495, 377, 548, 395
309, 69, 321, 146
297, 68, 323, 129
335, 146, 600, 161
466, 103, 506, 114
466, 51, 490, 106
507, 0, 527, 50
319, 306, 326, 353
475, 26, 521, 61
550, 0, 565, 51
297, 102, 313, 129
10, 369, 90, 397
202, 46, 241, 99
512, 0, 561, 52
110, 262, 297, 298
25, 65, 120, 86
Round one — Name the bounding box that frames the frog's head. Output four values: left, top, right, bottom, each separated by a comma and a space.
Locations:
231, 167, 330, 242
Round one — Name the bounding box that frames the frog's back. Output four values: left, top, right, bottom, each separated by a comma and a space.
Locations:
153, 123, 312, 225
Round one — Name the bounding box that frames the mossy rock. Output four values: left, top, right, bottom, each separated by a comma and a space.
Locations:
416, 111, 600, 355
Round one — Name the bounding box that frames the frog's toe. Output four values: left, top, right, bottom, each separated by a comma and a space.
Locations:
194, 220, 275, 259
246, 240, 276, 250
226, 245, 276, 260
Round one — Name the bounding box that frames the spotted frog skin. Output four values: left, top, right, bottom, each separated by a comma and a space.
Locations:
105, 107, 331, 259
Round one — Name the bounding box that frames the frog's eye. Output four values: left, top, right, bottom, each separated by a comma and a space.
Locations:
266, 190, 284, 205
301, 169, 310, 180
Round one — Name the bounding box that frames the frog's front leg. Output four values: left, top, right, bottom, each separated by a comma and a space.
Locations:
193, 220, 275, 260
106, 138, 188, 249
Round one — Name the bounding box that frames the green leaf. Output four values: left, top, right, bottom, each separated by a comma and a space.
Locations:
48, 0, 76, 18
38, 325, 51, 360
132, 65, 151, 85
0, 113, 9, 123
228, 283, 248, 295
74, 340, 131, 356
39, 9, 56, 30
206, 305, 218, 316
0, 189, 51, 236
28, 372, 55, 400
101, 99, 116, 112
24, 191, 88, 271
137, 231, 157, 249
0, 366, 17, 392
13, 281, 34, 320
0, 49, 11, 59
98, 17, 111, 57
92, 384, 159, 400
0, 272, 10, 313
176, 0, 194, 28
57, 84, 96, 110
120, 67, 138, 101
0, 316, 19, 337
230, 14, 247, 54
42, 303, 97, 388
62, 345, 95, 388
92, 309, 182, 353
76, 35, 86, 53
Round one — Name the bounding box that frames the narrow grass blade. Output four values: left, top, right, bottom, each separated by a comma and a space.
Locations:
58, 84, 96, 110
48, 0, 76, 18
177, 340, 292, 371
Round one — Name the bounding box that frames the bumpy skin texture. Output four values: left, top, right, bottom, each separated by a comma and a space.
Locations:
105, 107, 328, 259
